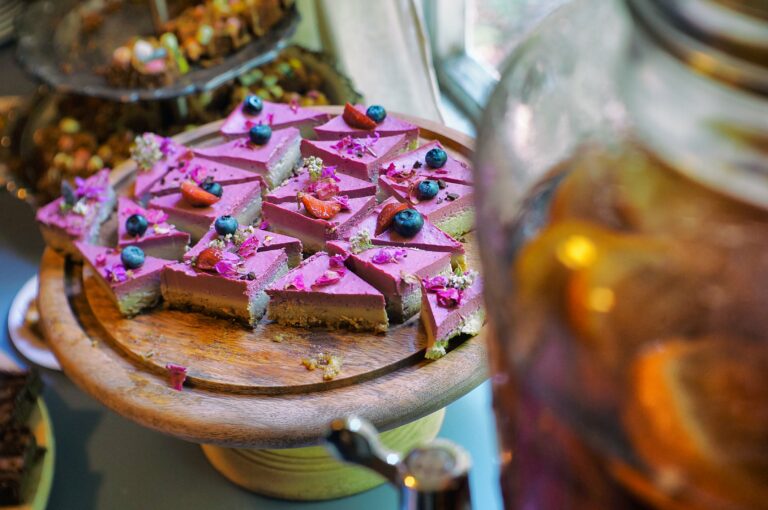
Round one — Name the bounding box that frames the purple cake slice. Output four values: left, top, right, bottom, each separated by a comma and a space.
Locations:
131, 133, 190, 203
220, 99, 330, 139
344, 198, 466, 269
378, 176, 475, 238
300, 134, 409, 182
265, 159, 376, 204
193, 127, 301, 189
314, 104, 419, 143
266, 252, 388, 333
148, 180, 262, 242
327, 241, 452, 322
420, 272, 485, 360
184, 224, 303, 268
117, 198, 190, 260
36, 169, 116, 258
148, 157, 262, 197
76, 242, 172, 316
379, 141, 473, 185
162, 248, 289, 326
262, 195, 376, 253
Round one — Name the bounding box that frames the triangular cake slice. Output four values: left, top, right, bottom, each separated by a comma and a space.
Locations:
117, 197, 190, 260
379, 141, 473, 185
131, 134, 191, 203
378, 176, 475, 238
265, 163, 376, 204
76, 241, 173, 316
194, 127, 301, 189
301, 134, 409, 182
345, 198, 466, 269
162, 248, 289, 327
314, 104, 419, 143
148, 180, 262, 242
148, 157, 263, 197
327, 241, 452, 322
185, 223, 303, 268
36, 169, 116, 259
220, 99, 330, 139
262, 195, 376, 253
420, 273, 485, 360
266, 252, 388, 333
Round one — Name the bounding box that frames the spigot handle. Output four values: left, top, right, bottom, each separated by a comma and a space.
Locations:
325, 416, 402, 485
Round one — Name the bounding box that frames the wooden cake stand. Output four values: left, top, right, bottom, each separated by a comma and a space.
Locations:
37, 108, 488, 500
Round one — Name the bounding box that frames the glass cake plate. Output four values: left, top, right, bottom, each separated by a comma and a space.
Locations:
15, 0, 300, 102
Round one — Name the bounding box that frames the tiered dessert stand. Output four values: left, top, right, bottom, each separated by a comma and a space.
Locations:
37, 107, 488, 500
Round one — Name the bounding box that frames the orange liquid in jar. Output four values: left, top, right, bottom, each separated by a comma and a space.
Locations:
493, 142, 768, 510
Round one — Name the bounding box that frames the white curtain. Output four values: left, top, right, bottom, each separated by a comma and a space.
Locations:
294, 0, 444, 123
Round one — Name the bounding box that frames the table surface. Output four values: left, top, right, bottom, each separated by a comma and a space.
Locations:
0, 44, 503, 510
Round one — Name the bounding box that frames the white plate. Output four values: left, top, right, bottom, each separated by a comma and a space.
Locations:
7, 276, 61, 371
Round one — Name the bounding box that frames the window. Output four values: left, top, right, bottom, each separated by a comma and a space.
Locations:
425, 0, 568, 121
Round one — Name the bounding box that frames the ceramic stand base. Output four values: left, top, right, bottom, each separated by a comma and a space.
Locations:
201, 409, 446, 501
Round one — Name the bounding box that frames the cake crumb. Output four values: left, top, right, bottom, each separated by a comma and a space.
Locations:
300, 352, 343, 380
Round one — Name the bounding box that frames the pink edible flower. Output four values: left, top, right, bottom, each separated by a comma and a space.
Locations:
105, 264, 128, 283
144, 208, 168, 225
332, 195, 351, 210
370, 249, 407, 265
321, 165, 340, 181
436, 288, 462, 308
289, 98, 299, 113
159, 137, 174, 156
237, 236, 260, 258
313, 270, 342, 287
385, 163, 415, 181
259, 220, 270, 230
423, 275, 448, 292
95, 252, 107, 266
285, 274, 307, 291
267, 113, 275, 126
166, 363, 187, 391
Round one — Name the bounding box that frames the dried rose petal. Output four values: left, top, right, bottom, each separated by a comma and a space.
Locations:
188, 165, 208, 184
333, 195, 351, 211
436, 288, 462, 308
311, 179, 340, 200
321, 165, 340, 181
371, 249, 407, 264
95, 252, 107, 266
214, 259, 241, 278
423, 275, 448, 292
313, 270, 342, 287
166, 363, 187, 391
237, 236, 260, 258
144, 208, 169, 225
285, 274, 307, 291
259, 220, 270, 230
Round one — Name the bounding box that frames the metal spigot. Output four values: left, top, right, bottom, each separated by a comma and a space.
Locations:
325, 417, 472, 510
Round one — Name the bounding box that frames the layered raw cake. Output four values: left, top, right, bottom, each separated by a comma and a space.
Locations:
117, 197, 190, 260
220, 98, 330, 139
266, 252, 388, 333
77, 242, 172, 316
379, 141, 473, 185
301, 133, 409, 181
345, 198, 466, 269
262, 194, 376, 253
421, 272, 485, 360
131, 133, 190, 202
162, 248, 289, 326
314, 103, 419, 143
185, 221, 303, 268
265, 157, 376, 204
148, 179, 263, 241
194, 127, 301, 189
148, 157, 262, 197
378, 176, 475, 238
36, 170, 116, 258
327, 241, 452, 322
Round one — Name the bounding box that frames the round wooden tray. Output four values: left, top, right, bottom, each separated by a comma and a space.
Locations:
38, 108, 487, 453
